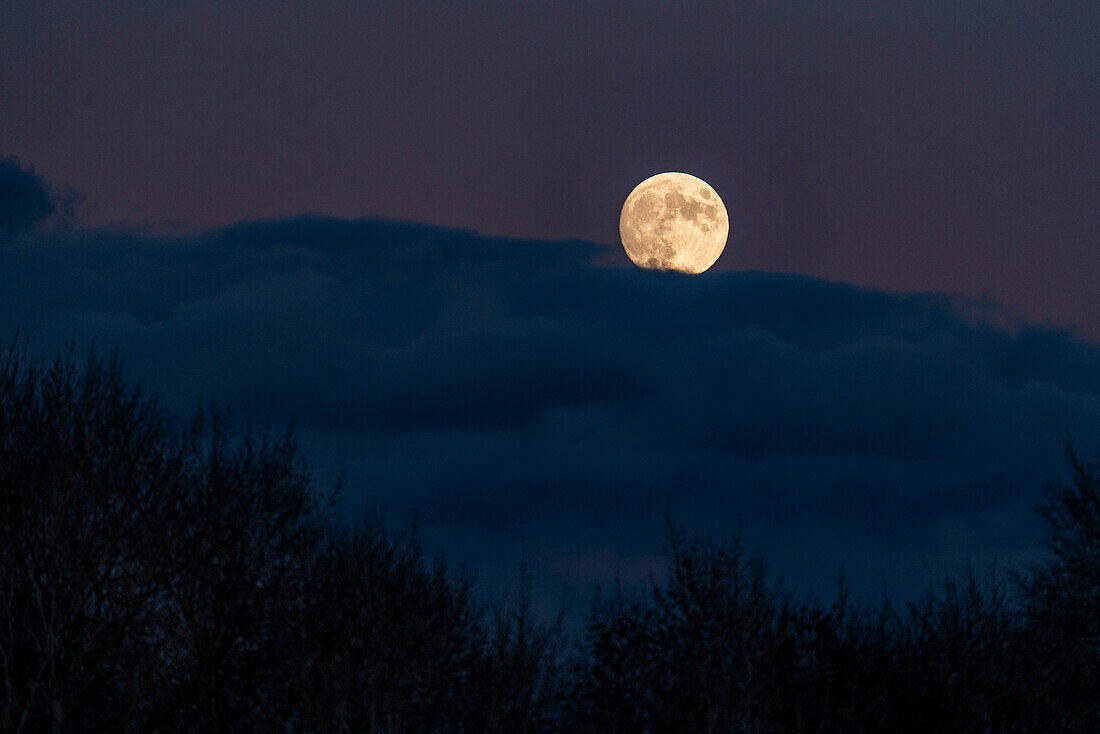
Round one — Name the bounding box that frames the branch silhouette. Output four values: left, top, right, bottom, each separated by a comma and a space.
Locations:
1, 341, 1096, 732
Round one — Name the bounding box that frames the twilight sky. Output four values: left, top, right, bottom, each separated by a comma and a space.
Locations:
2, 0, 1098, 338
2, 2, 1099, 613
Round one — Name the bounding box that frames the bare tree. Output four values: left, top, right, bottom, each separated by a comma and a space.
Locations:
4, 338, 1095, 732
1021, 446, 1100, 732
0, 341, 562, 733
0, 343, 190, 732
0, 344, 329, 733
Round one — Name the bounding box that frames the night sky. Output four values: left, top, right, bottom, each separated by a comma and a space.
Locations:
2, 2, 1099, 614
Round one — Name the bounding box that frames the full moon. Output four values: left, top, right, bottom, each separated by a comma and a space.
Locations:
619, 172, 728, 274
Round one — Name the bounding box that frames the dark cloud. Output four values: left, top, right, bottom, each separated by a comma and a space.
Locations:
0, 156, 83, 235
0, 156, 56, 234
3, 213, 1099, 610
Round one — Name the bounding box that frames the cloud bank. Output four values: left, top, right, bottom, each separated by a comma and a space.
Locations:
2, 214, 1098, 605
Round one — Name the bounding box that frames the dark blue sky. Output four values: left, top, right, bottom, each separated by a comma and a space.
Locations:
1, 2, 1099, 614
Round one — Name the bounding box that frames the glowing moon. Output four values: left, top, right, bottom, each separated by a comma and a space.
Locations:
619, 172, 728, 274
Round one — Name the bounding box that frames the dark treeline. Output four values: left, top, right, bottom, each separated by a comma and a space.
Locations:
1, 344, 1097, 733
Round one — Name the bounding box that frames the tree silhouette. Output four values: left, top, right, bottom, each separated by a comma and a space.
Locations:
0, 342, 567, 732
1021, 447, 1100, 732
0, 344, 193, 732
567, 524, 785, 733
565, 523, 1059, 733
1, 339, 1097, 732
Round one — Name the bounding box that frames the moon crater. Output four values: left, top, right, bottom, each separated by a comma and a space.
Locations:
619, 172, 729, 274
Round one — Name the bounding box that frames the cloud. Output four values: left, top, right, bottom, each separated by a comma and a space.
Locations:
3, 212, 1099, 607
0, 156, 83, 235
0, 156, 56, 234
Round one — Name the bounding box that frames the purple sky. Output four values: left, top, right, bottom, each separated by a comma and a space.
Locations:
3, 1, 1097, 338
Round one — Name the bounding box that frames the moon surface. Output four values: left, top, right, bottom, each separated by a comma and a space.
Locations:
619, 172, 728, 274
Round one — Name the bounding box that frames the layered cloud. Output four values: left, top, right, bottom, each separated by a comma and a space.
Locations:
2, 213, 1098, 606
